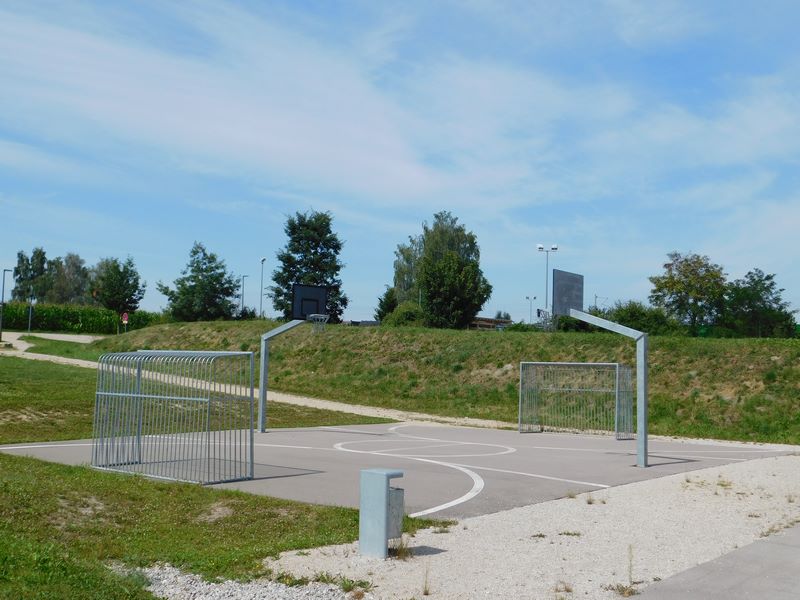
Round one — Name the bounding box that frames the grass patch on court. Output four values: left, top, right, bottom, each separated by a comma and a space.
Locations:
19, 323, 800, 444
0, 355, 392, 445
0, 453, 438, 597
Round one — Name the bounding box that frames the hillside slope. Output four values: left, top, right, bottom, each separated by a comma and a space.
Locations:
64, 321, 800, 443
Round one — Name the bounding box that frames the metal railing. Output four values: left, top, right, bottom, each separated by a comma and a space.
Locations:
91, 350, 254, 484
519, 362, 634, 440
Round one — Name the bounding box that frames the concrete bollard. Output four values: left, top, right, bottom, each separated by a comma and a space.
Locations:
359, 468, 404, 558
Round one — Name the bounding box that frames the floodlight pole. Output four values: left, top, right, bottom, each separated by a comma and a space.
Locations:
0, 269, 11, 342
240, 274, 248, 313
258, 319, 306, 432
27, 286, 33, 333
525, 295, 536, 324
259, 258, 266, 318
538, 244, 558, 314
569, 308, 648, 468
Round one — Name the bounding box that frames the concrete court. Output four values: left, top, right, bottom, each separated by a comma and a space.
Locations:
0, 422, 791, 519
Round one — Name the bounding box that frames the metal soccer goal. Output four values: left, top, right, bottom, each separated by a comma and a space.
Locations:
91, 350, 255, 484
519, 362, 634, 439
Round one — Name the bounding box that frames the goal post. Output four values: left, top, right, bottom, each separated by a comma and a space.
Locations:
519, 362, 634, 440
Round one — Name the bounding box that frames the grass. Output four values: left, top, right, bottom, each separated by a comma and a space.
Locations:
19, 321, 800, 444
0, 353, 435, 597
0, 453, 438, 598
0, 355, 393, 445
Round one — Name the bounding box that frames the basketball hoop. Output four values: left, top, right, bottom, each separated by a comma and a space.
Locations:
308, 313, 329, 333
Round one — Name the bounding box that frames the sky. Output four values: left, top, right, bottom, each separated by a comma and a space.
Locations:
2, 0, 799, 321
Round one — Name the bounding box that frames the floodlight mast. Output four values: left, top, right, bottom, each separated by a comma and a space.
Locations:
538, 243, 558, 315
525, 295, 536, 324
259, 258, 266, 318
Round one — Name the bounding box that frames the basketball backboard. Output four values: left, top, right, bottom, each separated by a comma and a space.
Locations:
552, 269, 584, 316
291, 284, 329, 320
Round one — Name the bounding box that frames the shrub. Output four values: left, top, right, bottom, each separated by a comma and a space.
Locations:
382, 301, 425, 327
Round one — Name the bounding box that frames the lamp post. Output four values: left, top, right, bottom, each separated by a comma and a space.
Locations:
259, 258, 266, 318
27, 286, 34, 333
537, 243, 558, 314
240, 275, 248, 314
0, 268, 11, 342
525, 295, 536, 324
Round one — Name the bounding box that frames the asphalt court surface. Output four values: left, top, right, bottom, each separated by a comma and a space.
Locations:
0, 423, 791, 519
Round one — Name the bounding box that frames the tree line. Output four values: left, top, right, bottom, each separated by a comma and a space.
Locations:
12, 249, 145, 315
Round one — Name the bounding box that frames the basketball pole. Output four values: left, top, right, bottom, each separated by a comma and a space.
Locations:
569, 309, 649, 468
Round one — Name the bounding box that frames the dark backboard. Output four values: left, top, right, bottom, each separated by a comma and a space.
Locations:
552, 269, 584, 316
291, 284, 329, 320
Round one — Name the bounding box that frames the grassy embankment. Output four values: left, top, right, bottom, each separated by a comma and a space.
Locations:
0, 356, 433, 598
21, 320, 800, 444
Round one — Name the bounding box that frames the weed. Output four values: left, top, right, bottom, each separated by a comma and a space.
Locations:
717, 477, 733, 489
389, 535, 413, 560
433, 526, 450, 534
747, 513, 761, 518
531, 533, 547, 539
559, 531, 581, 537
422, 563, 430, 596
787, 494, 796, 503
566, 491, 577, 499
297, 550, 310, 556
313, 572, 336, 584
586, 495, 595, 505
603, 583, 639, 597
340, 577, 372, 593
554, 580, 573, 593
275, 572, 309, 586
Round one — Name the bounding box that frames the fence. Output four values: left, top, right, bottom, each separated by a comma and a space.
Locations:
92, 350, 254, 484
519, 362, 634, 440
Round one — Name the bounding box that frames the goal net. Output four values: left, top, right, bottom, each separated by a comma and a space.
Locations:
519, 362, 634, 440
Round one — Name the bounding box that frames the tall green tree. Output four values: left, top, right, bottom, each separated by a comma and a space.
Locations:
12, 247, 48, 301
649, 252, 727, 335
270, 211, 349, 322
719, 269, 795, 337
157, 242, 238, 321
392, 235, 422, 304
374, 286, 398, 322
45, 253, 90, 304
94, 257, 146, 315
416, 211, 492, 328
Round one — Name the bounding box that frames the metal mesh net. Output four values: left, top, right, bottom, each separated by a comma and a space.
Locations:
519, 362, 634, 439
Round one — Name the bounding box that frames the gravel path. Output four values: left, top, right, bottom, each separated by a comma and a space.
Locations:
137, 455, 800, 600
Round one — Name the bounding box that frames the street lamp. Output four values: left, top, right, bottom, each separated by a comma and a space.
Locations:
525, 295, 536, 324
537, 243, 558, 315
259, 258, 266, 318
0, 268, 11, 342
240, 275, 248, 313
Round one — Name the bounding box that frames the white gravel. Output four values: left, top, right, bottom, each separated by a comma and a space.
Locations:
137, 454, 800, 600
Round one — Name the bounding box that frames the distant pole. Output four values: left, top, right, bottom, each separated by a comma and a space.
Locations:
240, 275, 248, 314
525, 295, 536, 324
259, 258, 266, 318
27, 286, 33, 333
0, 268, 11, 342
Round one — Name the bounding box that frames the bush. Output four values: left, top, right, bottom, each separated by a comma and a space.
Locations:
382, 301, 425, 327
0, 302, 169, 334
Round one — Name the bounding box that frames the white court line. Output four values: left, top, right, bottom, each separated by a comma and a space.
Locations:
446, 462, 610, 489
0, 443, 92, 450
318, 427, 387, 435
334, 440, 486, 517
373, 442, 465, 454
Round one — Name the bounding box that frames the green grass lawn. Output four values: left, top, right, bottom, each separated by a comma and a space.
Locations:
22, 323, 800, 444
0, 355, 429, 598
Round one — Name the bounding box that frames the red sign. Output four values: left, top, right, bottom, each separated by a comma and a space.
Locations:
121, 312, 129, 324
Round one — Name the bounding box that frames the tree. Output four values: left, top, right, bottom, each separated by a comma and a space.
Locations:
719, 269, 796, 337
649, 252, 727, 336
417, 211, 492, 328
12, 247, 48, 301
494, 310, 511, 321
270, 211, 349, 322
375, 286, 398, 322
603, 300, 685, 336
157, 242, 238, 321
392, 235, 423, 304
94, 257, 146, 315
45, 252, 90, 304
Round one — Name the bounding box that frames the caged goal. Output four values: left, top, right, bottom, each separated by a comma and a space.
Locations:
91, 350, 255, 484
519, 362, 634, 440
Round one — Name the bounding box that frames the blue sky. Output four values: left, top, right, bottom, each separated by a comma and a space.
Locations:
2, 0, 799, 320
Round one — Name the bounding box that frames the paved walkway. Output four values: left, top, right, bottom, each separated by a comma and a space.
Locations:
639, 524, 800, 599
